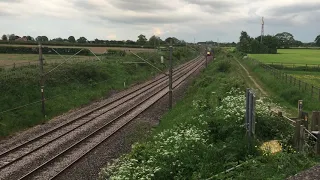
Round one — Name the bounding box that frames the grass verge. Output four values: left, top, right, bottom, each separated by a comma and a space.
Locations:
0, 48, 197, 137
237, 53, 320, 114
98, 49, 317, 180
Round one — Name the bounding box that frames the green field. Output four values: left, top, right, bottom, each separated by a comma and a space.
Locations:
249, 49, 320, 65
285, 70, 320, 87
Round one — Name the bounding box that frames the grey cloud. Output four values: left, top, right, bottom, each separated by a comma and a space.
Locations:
246, 15, 298, 27
99, 14, 199, 25
74, 0, 173, 12
0, 0, 22, 2
109, 0, 174, 12
73, 0, 100, 10
267, 3, 320, 16
0, 11, 13, 17
184, 0, 242, 12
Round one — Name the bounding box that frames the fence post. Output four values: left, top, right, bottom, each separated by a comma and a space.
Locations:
298, 100, 303, 118
299, 125, 305, 151
290, 76, 292, 84
245, 89, 256, 151
295, 120, 302, 150
316, 132, 320, 155
305, 83, 307, 91
311, 112, 320, 131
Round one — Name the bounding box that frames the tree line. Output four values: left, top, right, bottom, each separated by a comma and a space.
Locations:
0, 34, 187, 46
237, 31, 320, 54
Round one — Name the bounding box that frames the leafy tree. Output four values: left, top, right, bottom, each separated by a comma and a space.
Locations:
77, 37, 87, 43
126, 40, 136, 45
26, 36, 34, 41
36, 36, 49, 42
149, 35, 162, 47
250, 39, 260, 53
275, 32, 295, 48
51, 37, 64, 42
255, 35, 278, 54
1, 34, 7, 41
68, 36, 76, 43
315, 35, 320, 47
238, 31, 251, 53
42, 36, 49, 42
137, 34, 147, 45
165, 37, 180, 45
293, 40, 303, 47
94, 38, 105, 44
8, 34, 18, 41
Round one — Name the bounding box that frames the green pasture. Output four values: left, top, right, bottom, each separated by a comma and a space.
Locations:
249, 49, 320, 65
285, 70, 320, 87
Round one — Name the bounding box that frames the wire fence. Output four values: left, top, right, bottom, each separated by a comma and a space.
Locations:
246, 58, 320, 101
266, 62, 320, 71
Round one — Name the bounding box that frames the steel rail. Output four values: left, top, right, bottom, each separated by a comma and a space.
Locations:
18, 56, 206, 180
0, 56, 200, 159
0, 56, 202, 171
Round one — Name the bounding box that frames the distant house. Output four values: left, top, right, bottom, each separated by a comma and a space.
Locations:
15, 36, 28, 42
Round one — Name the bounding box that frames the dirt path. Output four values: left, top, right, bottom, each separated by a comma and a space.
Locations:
235, 58, 267, 96
235, 58, 320, 179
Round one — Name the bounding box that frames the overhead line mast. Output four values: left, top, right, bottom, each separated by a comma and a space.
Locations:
261, 17, 264, 43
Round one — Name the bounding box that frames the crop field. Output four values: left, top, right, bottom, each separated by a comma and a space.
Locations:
0, 54, 94, 68
0, 44, 156, 54
249, 49, 320, 65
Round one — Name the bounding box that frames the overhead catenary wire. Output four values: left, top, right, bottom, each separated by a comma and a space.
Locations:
128, 50, 167, 76
45, 49, 84, 76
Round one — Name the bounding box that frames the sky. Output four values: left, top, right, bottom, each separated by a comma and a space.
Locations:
0, 0, 319, 43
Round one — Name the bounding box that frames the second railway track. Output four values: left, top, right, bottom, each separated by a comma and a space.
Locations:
0, 55, 208, 180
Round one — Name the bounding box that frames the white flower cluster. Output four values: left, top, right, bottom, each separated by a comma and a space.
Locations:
214, 88, 246, 123
214, 88, 283, 124
101, 125, 209, 180
192, 99, 208, 111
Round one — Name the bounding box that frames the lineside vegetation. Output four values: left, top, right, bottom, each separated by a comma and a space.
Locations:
0, 47, 197, 137
99, 49, 316, 180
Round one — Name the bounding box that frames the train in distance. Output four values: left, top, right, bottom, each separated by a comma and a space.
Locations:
206, 49, 214, 57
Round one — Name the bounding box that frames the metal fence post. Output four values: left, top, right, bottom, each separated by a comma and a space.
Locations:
169, 40, 173, 109
39, 43, 45, 117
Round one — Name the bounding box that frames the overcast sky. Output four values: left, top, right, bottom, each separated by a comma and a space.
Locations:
0, 0, 319, 42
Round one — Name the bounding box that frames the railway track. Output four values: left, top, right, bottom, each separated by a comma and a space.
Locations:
0, 56, 208, 180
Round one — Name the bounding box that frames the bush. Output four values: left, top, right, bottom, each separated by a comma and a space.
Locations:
217, 60, 231, 72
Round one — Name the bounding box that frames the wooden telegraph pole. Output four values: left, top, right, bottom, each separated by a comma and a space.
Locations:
39, 43, 45, 117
